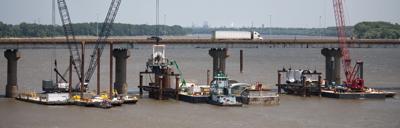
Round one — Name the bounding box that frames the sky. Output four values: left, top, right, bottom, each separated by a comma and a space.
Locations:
0, 0, 399, 28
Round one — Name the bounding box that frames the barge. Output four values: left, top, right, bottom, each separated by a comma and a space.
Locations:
178, 83, 210, 103
276, 68, 322, 97
321, 88, 396, 99
239, 89, 280, 105
276, 67, 396, 99
16, 88, 137, 109
16, 92, 72, 105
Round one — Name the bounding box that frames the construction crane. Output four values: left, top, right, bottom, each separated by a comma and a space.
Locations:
56, 0, 122, 90
84, 0, 122, 84
56, 0, 82, 83
332, 0, 364, 90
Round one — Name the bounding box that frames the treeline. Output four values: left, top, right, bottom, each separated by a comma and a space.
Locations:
185, 27, 353, 37
0, 21, 186, 37
353, 21, 400, 39
2, 21, 399, 39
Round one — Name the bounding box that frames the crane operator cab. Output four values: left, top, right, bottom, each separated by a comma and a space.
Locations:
152, 45, 166, 65
146, 44, 169, 75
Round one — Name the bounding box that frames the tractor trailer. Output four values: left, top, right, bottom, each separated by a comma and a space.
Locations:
211, 31, 263, 40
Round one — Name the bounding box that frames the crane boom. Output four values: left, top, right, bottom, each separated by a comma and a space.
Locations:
57, 0, 82, 82
84, 0, 122, 83
332, 0, 364, 90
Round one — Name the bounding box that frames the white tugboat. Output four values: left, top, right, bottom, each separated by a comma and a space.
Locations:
209, 72, 242, 106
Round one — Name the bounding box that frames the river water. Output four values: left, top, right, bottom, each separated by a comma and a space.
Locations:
0, 45, 399, 128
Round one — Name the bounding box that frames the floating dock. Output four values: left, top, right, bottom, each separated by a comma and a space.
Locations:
207, 100, 243, 107
16, 93, 73, 105
239, 90, 280, 105
178, 94, 209, 103
321, 90, 396, 99
15, 92, 137, 109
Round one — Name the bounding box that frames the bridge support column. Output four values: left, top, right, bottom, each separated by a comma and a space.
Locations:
4, 49, 21, 98
321, 48, 333, 85
357, 61, 364, 79
321, 48, 342, 85
113, 48, 130, 95
332, 49, 342, 85
209, 48, 229, 76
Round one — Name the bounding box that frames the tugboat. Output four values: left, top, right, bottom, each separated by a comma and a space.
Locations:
208, 72, 242, 106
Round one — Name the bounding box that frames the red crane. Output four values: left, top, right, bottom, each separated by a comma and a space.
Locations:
332, 0, 364, 90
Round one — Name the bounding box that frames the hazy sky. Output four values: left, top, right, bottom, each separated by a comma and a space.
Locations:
0, 0, 399, 28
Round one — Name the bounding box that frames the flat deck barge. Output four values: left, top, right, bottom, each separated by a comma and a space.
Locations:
321, 90, 396, 99
178, 94, 209, 103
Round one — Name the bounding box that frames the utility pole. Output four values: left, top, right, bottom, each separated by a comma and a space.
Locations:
251, 21, 254, 30
269, 15, 272, 38
163, 14, 166, 25
51, 0, 56, 81
164, 14, 166, 35
319, 16, 322, 39
156, 0, 160, 37
52, 0, 56, 28
96, 13, 99, 37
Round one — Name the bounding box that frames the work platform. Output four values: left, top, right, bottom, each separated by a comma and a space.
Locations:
1, 38, 399, 49
321, 90, 396, 99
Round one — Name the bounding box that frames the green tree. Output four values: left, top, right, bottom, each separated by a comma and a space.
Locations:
353, 21, 400, 39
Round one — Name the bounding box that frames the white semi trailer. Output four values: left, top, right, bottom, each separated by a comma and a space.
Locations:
211, 31, 263, 40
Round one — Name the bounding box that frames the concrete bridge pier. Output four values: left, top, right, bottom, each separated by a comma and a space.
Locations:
321, 48, 342, 85
332, 49, 343, 84
209, 48, 229, 76
4, 49, 21, 98
113, 48, 130, 95
321, 48, 333, 85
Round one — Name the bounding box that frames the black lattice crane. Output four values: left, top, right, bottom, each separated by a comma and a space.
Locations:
84, 0, 122, 84
56, 0, 82, 83
56, 0, 122, 90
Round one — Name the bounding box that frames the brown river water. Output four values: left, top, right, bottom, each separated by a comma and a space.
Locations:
0, 45, 399, 128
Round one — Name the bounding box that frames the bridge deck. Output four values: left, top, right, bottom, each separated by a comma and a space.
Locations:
0, 38, 399, 49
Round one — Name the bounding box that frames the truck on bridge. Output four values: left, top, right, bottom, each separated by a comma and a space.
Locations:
211, 31, 263, 40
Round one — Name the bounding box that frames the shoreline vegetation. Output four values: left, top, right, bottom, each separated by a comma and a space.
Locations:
0, 21, 399, 39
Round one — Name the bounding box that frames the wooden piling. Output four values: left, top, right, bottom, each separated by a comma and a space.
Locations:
318, 75, 322, 97
207, 69, 210, 85
80, 41, 85, 97
109, 42, 113, 99
69, 55, 72, 97
175, 75, 180, 100
139, 74, 143, 97
240, 49, 243, 73
302, 76, 306, 97
97, 48, 100, 95
159, 76, 163, 100
277, 72, 281, 94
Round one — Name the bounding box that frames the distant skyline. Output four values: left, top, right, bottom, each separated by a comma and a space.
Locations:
0, 0, 399, 28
